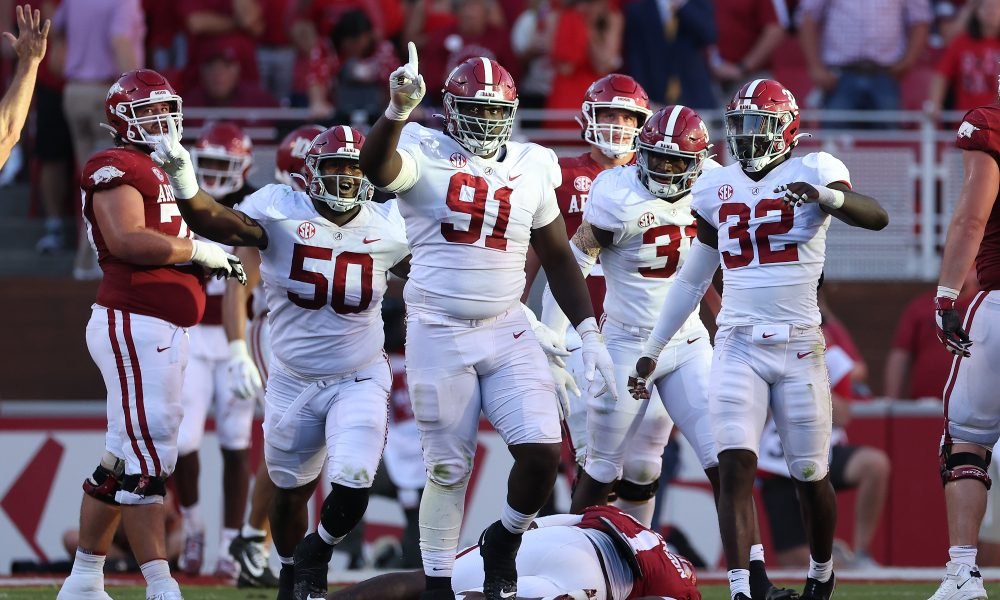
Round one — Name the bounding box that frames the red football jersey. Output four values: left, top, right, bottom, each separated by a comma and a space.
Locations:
558, 152, 609, 317
576, 505, 701, 600
956, 105, 1000, 291
82, 147, 206, 328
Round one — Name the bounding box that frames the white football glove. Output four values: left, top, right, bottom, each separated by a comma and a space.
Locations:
150, 115, 198, 199
227, 340, 263, 400
577, 317, 619, 401
549, 359, 580, 422
385, 41, 426, 121
521, 304, 571, 367
190, 239, 248, 285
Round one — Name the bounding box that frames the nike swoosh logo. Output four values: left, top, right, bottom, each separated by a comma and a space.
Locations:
509, 173, 522, 181
513, 330, 526, 339
243, 556, 265, 578
957, 577, 971, 589
499, 592, 516, 599
797, 351, 813, 359
355, 376, 373, 382
156, 346, 170, 353
762, 333, 776, 339
687, 337, 701, 344
363, 238, 381, 244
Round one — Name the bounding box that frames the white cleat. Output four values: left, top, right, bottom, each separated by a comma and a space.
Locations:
146, 577, 183, 600
146, 592, 184, 600
928, 561, 988, 600
56, 575, 113, 599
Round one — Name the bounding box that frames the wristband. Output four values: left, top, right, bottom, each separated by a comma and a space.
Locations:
641, 334, 668, 360
170, 168, 199, 201
385, 104, 412, 122
576, 316, 600, 337
936, 286, 960, 301
817, 186, 845, 210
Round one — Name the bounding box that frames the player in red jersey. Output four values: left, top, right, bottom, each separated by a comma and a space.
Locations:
327, 505, 701, 600
929, 95, 1000, 600
57, 69, 255, 600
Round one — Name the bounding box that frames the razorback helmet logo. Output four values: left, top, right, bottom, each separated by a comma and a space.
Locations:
275, 124, 326, 191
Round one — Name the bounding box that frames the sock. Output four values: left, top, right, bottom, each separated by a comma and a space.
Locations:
140, 559, 172, 587
70, 549, 106, 577
950, 545, 978, 567
279, 554, 294, 566
728, 568, 751, 599
425, 575, 452, 590
612, 498, 656, 527
750, 543, 765, 563
180, 503, 203, 536
500, 502, 535, 535
220, 528, 239, 554
318, 523, 347, 547
419, 479, 469, 577
242, 524, 267, 539
808, 557, 833, 583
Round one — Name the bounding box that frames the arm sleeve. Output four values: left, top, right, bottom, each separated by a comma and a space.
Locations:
643, 239, 720, 357
379, 124, 423, 194
540, 242, 598, 337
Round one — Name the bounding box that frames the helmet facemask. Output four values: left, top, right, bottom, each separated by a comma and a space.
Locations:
115, 94, 184, 147
637, 142, 708, 200
725, 109, 793, 173
445, 94, 518, 157
582, 103, 650, 159
306, 156, 373, 213
192, 150, 251, 197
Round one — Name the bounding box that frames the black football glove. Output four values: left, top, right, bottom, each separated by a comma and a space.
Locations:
935, 296, 972, 357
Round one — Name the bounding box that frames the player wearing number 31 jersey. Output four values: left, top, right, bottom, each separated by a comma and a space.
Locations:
631, 79, 888, 600
361, 45, 617, 600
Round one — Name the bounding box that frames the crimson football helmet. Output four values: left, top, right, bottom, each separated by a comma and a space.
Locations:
190, 122, 253, 197
578, 74, 652, 159
442, 57, 519, 157
275, 124, 327, 191
724, 78, 806, 173
636, 105, 711, 200
104, 69, 183, 147
304, 126, 373, 212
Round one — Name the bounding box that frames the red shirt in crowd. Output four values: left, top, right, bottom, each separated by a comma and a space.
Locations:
420, 25, 519, 105
546, 8, 601, 127
935, 34, 1000, 112
259, 0, 295, 46
714, 0, 782, 65
891, 290, 973, 400
179, 0, 260, 89
143, 0, 183, 54
305, 0, 403, 39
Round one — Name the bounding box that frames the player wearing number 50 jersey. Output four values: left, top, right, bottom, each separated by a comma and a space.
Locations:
361, 44, 617, 600
630, 79, 888, 600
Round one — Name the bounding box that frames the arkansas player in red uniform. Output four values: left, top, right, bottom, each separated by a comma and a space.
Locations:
930, 97, 1000, 599
327, 505, 701, 600
58, 69, 254, 600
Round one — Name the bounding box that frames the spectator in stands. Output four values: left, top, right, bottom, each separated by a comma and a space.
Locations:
303, 0, 405, 42
624, 0, 716, 109
417, 0, 518, 106
143, 0, 184, 75
926, 0, 1000, 120
256, 0, 297, 104
288, 13, 336, 118
183, 42, 278, 127
180, 0, 262, 91
401, 0, 462, 48
799, 0, 932, 121
545, 0, 623, 127
52, 0, 143, 280
509, 0, 556, 117
329, 9, 398, 125
884, 268, 979, 400
0, 3, 48, 170
711, 0, 786, 99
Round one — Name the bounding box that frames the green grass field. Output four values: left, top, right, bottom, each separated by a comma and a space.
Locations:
2, 583, 1000, 599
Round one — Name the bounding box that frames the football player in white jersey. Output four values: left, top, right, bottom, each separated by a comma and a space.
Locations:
359, 44, 617, 600
223, 123, 326, 590
630, 79, 888, 600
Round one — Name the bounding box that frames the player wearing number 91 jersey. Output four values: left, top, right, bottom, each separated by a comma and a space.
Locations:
631, 79, 888, 600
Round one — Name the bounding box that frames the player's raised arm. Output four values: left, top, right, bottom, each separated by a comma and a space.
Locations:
359, 41, 425, 188
151, 117, 268, 248
775, 181, 889, 231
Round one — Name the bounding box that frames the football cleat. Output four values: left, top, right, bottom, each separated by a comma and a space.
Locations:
230, 534, 279, 588
479, 520, 520, 600
56, 575, 113, 600
801, 572, 836, 600
751, 559, 800, 600
292, 532, 334, 600
928, 561, 988, 600
179, 530, 205, 575
146, 591, 184, 600
277, 563, 295, 600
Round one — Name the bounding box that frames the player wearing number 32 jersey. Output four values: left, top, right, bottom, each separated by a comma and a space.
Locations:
630, 79, 888, 600
362, 46, 617, 600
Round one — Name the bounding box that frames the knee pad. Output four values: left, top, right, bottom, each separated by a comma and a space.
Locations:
425, 460, 472, 489
616, 477, 659, 502
787, 458, 829, 482
118, 474, 168, 505
82, 453, 124, 505
320, 483, 371, 538
941, 446, 993, 490
585, 456, 623, 485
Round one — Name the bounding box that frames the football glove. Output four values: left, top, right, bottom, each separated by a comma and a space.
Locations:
549, 359, 579, 422
577, 317, 618, 401
150, 115, 199, 199
775, 182, 845, 210
385, 41, 425, 121
190, 239, 248, 285
935, 293, 972, 357
227, 340, 263, 400
628, 356, 657, 400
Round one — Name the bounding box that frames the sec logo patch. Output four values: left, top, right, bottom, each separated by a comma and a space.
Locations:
574, 176, 592, 192
638, 211, 655, 228
450, 152, 468, 168
297, 222, 316, 240
152, 168, 166, 183
718, 184, 734, 201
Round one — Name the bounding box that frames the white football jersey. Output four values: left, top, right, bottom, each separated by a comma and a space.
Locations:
584, 161, 721, 340
691, 152, 851, 327
239, 184, 409, 377
393, 123, 562, 320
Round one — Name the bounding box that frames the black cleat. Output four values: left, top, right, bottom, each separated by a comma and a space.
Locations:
277, 563, 295, 600
229, 534, 279, 588
419, 590, 457, 599
735, 594, 753, 600
751, 559, 799, 600
292, 532, 335, 600
801, 572, 836, 600
479, 520, 520, 600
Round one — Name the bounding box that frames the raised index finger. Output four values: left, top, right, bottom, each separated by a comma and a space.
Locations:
406, 41, 418, 73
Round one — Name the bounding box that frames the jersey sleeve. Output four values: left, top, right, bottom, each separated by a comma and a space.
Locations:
582, 172, 626, 235
956, 107, 999, 155
689, 177, 718, 227
806, 151, 852, 189
81, 152, 139, 194
236, 184, 288, 223
382, 122, 425, 194
531, 148, 563, 229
